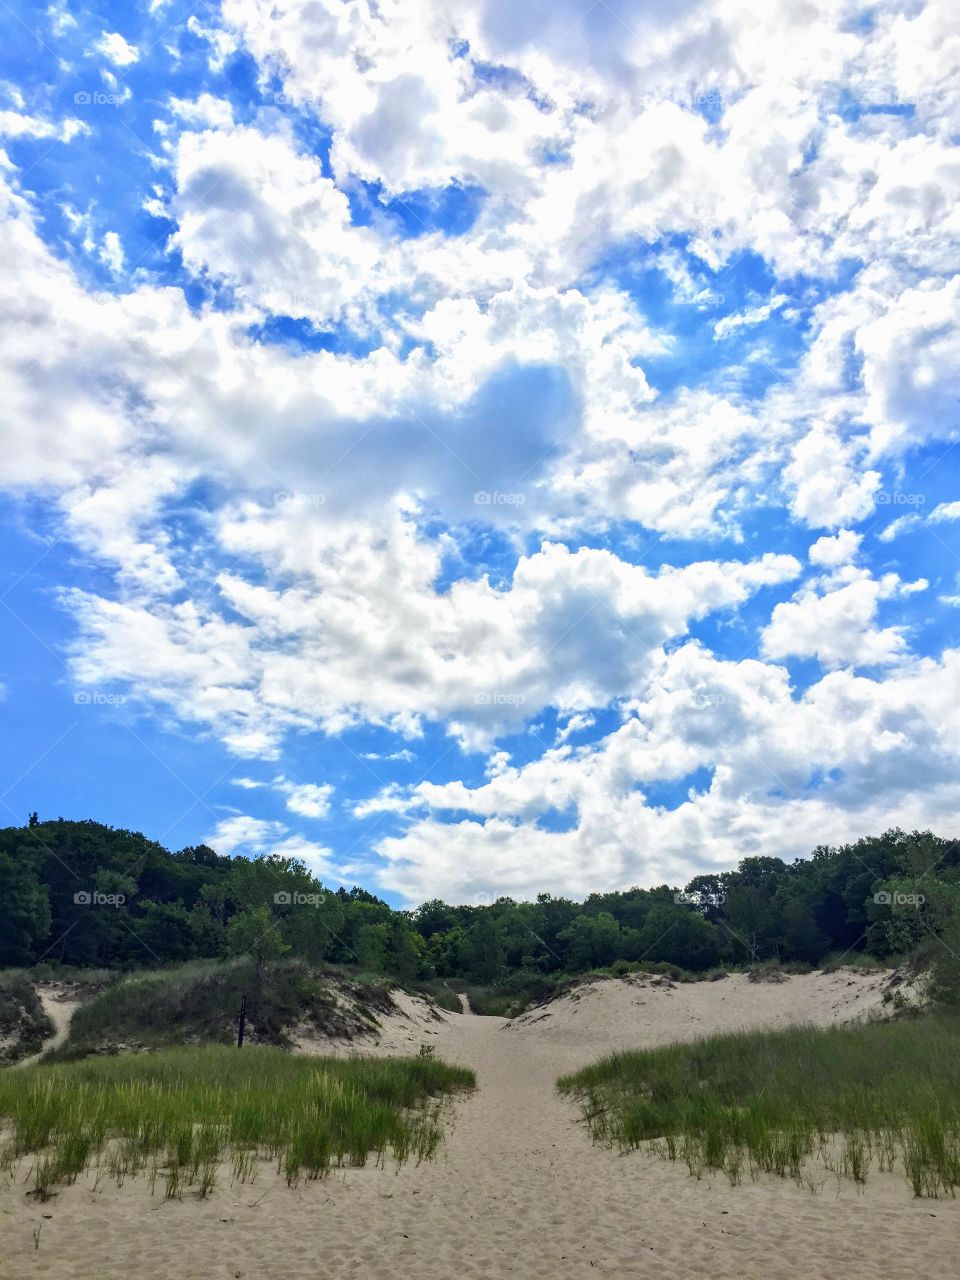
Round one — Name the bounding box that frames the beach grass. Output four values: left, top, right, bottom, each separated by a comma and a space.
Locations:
54, 957, 397, 1057
0, 1044, 474, 1200
558, 1013, 960, 1197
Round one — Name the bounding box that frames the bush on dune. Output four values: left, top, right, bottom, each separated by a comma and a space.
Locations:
54, 957, 396, 1059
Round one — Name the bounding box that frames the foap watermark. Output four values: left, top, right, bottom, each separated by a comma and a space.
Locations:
876, 491, 925, 506
637, 89, 723, 114
74, 690, 126, 706
73, 90, 126, 107
269, 91, 324, 108
692, 690, 725, 709
74, 890, 126, 907
474, 491, 525, 507
674, 890, 726, 907
274, 491, 326, 509
273, 890, 327, 907
874, 891, 925, 907
472, 891, 493, 906
474, 691, 526, 706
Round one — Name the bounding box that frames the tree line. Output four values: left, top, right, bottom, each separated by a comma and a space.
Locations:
1, 818, 957, 986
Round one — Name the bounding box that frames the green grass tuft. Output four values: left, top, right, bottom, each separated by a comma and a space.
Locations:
558, 1014, 960, 1197
0, 1044, 474, 1199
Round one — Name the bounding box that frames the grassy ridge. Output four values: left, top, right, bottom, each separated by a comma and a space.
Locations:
0, 1045, 475, 1199
558, 1015, 960, 1197
56, 958, 396, 1057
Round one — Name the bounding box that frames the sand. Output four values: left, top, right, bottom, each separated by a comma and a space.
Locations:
15, 986, 81, 1069
1, 968, 951, 1280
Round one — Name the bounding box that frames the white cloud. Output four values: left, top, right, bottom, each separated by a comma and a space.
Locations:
556, 712, 595, 744
930, 501, 960, 524
93, 32, 140, 67
371, 644, 960, 902
168, 94, 235, 130
169, 125, 384, 325
714, 294, 789, 340
857, 276, 960, 457
809, 529, 861, 568
784, 427, 881, 529
761, 570, 910, 669
272, 777, 334, 819
0, 110, 85, 143
3, 0, 960, 903
203, 813, 336, 876
65, 509, 801, 756
878, 514, 923, 542
48, 3, 77, 36
98, 230, 124, 275
203, 814, 284, 856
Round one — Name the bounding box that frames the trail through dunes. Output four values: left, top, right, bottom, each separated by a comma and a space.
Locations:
1, 969, 953, 1280
15, 985, 81, 1069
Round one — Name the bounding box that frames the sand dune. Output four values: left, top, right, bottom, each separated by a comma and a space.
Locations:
504, 966, 913, 1051
15, 985, 81, 1069
1, 968, 951, 1280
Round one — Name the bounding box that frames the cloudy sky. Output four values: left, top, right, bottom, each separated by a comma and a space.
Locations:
1, 0, 958, 905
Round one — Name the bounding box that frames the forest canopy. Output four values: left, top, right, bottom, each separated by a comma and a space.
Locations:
2, 818, 956, 985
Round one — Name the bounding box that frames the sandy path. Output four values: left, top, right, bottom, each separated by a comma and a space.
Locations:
1, 974, 955, 1279
15, 988, 80, 1069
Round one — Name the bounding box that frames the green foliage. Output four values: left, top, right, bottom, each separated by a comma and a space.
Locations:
0, 846, 51, 965
0, 1045, 475, 1198
4, 818, 960, 1003
226, 906, 289, 973
559, 1014, 960, 1197
55, 957, 395, 1056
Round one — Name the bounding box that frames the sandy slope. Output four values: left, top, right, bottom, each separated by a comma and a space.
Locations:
504, 967, 912, 1050
15, 986, 81, 1069
1, 969, 952, 1280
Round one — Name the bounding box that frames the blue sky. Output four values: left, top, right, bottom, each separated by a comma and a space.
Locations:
1, 0, 959, 905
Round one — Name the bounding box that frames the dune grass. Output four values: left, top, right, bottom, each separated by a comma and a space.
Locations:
558, 1014, 960, 1197
0, 1044, 474, 1200
55, 957, 396, 1058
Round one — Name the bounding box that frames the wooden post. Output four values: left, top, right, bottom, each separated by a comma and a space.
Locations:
237, 993, 247, 1048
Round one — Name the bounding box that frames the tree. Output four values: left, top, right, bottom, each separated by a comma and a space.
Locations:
226, 906, 289, 977
558, 913, 620, 971
780, 894, 829, 963
0, 848, 50, 964
636, 905, 720, 970
459, 916, 506, 983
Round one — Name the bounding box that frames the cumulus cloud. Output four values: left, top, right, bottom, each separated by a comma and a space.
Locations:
203, 814, 337, 876
272, 778, 334, 819
809, 529, 862, 567
372, 645, 960, 902
64, 503, 802, 755
930, 501, 960, 524
3, 0, 960, 901
93, 32, 140, 67
761, 570, 914, 669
